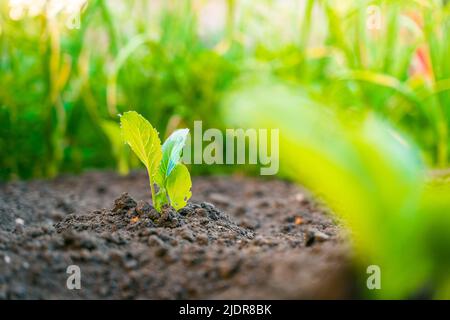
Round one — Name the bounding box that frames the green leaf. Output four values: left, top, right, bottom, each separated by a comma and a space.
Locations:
120, 111, 162, 207
120, 111, 162, 179
160, 129, 189, 179
166, 163, 192, 210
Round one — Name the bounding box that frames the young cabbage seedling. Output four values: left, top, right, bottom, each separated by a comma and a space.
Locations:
120, 111, 192, 212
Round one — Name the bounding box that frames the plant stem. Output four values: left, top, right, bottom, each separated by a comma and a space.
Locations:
437, 119, 448, 168
98, 0, 119, 55
148, 171, 156, 207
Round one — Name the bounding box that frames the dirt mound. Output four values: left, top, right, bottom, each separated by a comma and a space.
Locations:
0, 172, 354, 299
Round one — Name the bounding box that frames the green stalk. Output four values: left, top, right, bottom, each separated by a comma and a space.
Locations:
148, 170, 156, 206
98, 0, 119, 55
424, 8, 449, 167
226, 0, 236, 41
299, 0, 314, 49
437, 121, 448, 167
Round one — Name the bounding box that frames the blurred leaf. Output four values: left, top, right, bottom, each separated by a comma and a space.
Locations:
222, 78, 450, 298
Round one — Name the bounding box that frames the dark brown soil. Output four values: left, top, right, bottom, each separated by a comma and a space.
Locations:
0, 171, 353, 299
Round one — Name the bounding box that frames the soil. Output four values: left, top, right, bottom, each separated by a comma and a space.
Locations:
0, 171, 354, 299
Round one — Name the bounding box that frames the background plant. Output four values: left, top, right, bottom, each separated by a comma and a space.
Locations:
2, 0, 450, 180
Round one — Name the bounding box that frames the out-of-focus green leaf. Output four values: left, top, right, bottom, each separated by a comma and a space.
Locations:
223, 78, 450, 298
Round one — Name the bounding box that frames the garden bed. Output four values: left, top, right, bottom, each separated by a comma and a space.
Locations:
0, 171, 353, 299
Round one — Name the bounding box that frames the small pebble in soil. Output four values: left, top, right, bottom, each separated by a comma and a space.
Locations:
295, 193, 306, 203
305, 228, 330, 246
294, 216, 303, 225
15, 218, 25, 226
130, 216, 139, 224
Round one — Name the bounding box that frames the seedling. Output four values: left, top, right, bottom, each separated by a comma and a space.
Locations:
120, 111, 192, 212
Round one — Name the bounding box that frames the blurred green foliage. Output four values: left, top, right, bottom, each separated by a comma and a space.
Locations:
1, 0, 450, 180
223, 76, 450, 298
0, 0, 239, 180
